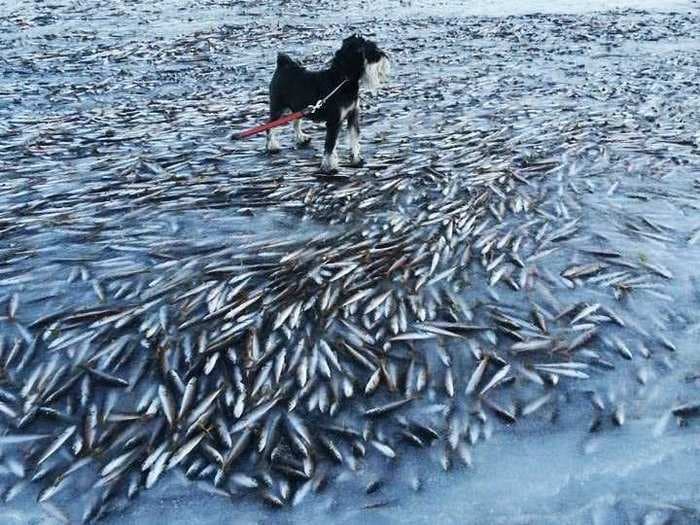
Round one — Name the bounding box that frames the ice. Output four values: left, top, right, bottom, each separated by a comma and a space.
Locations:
1, 0, 699, 524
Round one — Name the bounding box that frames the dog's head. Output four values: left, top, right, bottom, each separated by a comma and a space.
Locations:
334, 35, 390, 93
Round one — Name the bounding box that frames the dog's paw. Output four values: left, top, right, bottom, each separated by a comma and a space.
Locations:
320, 165, 339, 175
266, 144, 281, 154
296, 134, 312, 148
350, 157, 365, 168
320, 153, 339, 174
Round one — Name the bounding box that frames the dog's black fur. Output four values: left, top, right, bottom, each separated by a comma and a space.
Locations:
266, 35, 389, 173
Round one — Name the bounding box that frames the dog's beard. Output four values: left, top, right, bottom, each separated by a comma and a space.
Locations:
362, 56, 390, 94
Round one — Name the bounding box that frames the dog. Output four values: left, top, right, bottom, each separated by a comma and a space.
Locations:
265, 35, 390, 173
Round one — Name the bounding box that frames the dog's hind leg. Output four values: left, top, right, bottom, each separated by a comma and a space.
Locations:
294, 119, 311, 147
320, 118, 340, 174
346, 107, 363, 167
265, 105, 283, 154
265, 128, 282, 154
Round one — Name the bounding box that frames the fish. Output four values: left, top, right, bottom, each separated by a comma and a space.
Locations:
0, 12, 691, 516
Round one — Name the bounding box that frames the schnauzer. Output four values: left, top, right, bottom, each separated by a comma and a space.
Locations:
265, 35, 390, 173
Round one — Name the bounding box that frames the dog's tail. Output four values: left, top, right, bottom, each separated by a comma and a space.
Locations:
276, 53, 301, 70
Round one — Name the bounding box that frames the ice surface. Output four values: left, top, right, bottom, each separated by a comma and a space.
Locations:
1, 0, 699, 524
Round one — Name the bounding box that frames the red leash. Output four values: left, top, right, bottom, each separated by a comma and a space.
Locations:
232, 79, 348, 141
233, 110, 308, 140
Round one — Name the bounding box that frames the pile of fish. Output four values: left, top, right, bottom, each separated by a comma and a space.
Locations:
1, 2, 700, 522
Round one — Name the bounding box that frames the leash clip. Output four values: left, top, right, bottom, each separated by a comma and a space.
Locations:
309, 78, 349, 115
311, 99, 324, 114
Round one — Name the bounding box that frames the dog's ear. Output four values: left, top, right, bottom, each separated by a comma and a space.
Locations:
342, 34, 365, 53
334, 36, 366, 78
362, 39, 384, 63
336, 35, 365, 69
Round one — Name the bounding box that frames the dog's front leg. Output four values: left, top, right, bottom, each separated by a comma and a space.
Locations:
347, 107, 363, 167
321, 118, 340, 173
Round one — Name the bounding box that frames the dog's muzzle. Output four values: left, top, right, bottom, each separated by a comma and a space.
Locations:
376, 54, 391, 82
363, 54, 391, 94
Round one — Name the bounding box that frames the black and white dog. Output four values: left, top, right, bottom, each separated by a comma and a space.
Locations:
266, 35, 390, 173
